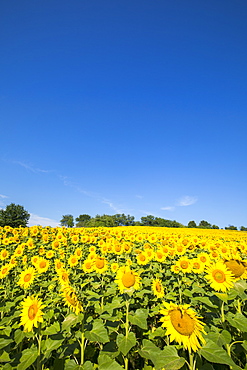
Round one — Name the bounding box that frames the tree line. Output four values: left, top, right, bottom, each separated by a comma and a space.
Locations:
60, 213, 247, 231
0, 203, 246, 231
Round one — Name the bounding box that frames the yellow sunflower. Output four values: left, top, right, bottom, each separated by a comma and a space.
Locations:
0, 264, 11, 279
60, 285, 82, 315
57, 268, 70, 286
94, 256, 108, 273
152, 278, 165, 298
224, 259, 247, 279
82, 259, 94, 273
205, 261, 234, 292
68, 255, 79, 268
36, 258, 49, 274
176, 257, 192, 273
115, 266, 141, 294
111, 262, 119, 273
0, 249, 9, 260
136, 252, 149, 265
18, 267, 36, 289
159, 302, 205, 353
20, 296, 45, 332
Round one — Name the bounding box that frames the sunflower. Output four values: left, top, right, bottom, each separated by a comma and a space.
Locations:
94, 256, 108, 273
36, 258, 49, 274
224, 259, 247, 279
191, 259, 205, 274
20, 296, 45, 332
155, 249, 166, 263
82, 259, 94, 273
176, 257, 192, 273
0, 264, 11, 279
111, 262, 119, 273
0, 249, 9, 260
136, 252, 149, 265
57, 268, 70, 286
60, 285, 82, 315
152, 278, 164, 298
159, 302, 205, 353
18, 267, 36, 289
115, 265, 141, 294
68, 255, 79, 268
205, 261, 234, 292
74, 247, 83, 259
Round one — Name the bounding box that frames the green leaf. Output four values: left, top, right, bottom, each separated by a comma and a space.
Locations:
44, 337, 64, 352
199, 340, 242, 370
62, 313, 78, 331
85, 319, 109, 343
65, 359, 83, 370
206, 330, 231, 346
192, 296, 218, 308
129, 308, 148, 330
139, 340, 185, 370
14, 329, 26, 345
227, 312, 247, 332
214, 293, 228, 302
43, 321, 60, 335
0, 351, 10, 362
0, 338, 13, 349
116, 332, 136, 356
98, 354, 123, 370
17, 348, 38, 370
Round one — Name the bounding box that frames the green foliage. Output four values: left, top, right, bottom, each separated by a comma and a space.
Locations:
75, 214, 91, 227
188, 220, 197, 228
60, 214, 74, 227
0, 203, 30, 228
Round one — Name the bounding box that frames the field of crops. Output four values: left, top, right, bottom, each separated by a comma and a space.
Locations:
1, 225, 247, 370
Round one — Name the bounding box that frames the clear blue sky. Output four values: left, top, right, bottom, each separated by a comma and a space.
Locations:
1, 0, 247, 228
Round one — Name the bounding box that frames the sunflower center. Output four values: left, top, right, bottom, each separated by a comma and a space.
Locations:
96, 258, 105, 269
155, 282, 162, 292
225, 260, 245, 278
122, 271, 135, 288
66, 293, 77, 306
28, 304, 38, 320
212, 269, 226, 283
181, 261, 189, 269
115, 246, 121, 252
39, 261, 46, 269
169, 309, 195, 336
200, 256, 206, 262
193, 263, 200, 269
24, 273, 32, 282
140, 254, 146, 261
85, 262, 91, 269
2, 268, 8, 274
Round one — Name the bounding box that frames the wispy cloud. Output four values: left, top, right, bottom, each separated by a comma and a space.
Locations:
177, 196, 198, 207
161, 206, 175, 211
13, 160, 54, 174
28, 213, 60, 227
0, 194, 8, 199
136, 195, 143, 199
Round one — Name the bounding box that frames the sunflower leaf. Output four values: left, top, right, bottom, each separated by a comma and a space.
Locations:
85, 319, 109, 343
116, 332, 136, 356
199, 340, 242, 370
16, 348, 38, 370
98, 354, 122, 370
129, 308, 148, 330
227, 312, 247, 332
139, 339, 185, 370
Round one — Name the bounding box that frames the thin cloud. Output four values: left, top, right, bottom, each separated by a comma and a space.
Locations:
161, 206, 175, 211
136, 195, 143, 199
13, 160, 53, 174
0, 194, 8, 199
177, 196, 198, 207
28, 213, 60, 227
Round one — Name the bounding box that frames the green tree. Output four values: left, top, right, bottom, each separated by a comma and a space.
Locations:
225, 225, 238, 230
75, 214, 91, 227
240, 226, 247, 231
0, 203, 30, 228
140, 215, 156, 226
60, 214, 74, 227
212, 224, 219, 229
112, 214, 135, 226
188, 220, 197, 228
198, 220, 212, 229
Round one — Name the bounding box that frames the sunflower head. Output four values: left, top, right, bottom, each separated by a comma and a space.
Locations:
159, 302, 205, 353
115, 266, 141, 294
205, 261, 234, 292
20, 296, 45, 332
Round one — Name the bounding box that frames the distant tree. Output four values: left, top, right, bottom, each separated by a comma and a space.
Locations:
188, 221, 197, 228
60, 214, 74, 227
225, 225, 238, 230
86, 214, 117, 227
240, 226, 247, 231
198, 220, 212, 229
75, 214, 91, 227
0, 203, 30, 228
140, 215, 156, 226
113, 214, 135, 226
211, 224, 219, 229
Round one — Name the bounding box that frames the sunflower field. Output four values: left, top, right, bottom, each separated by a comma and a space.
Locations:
1, 225, 247, 370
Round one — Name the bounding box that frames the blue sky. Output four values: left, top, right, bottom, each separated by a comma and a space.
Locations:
1, 0, 247, 228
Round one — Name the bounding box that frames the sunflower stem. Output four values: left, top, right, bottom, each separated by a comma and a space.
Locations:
124, 298, 130, 370
80, 318, 85, 365
221, 301, 225, 324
